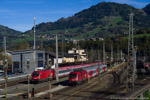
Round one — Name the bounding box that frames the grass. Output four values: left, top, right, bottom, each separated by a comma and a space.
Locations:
12, 36, 33, 44
122, 33, 150, 39
104, 16, 122, 29
143, 90, 150, 100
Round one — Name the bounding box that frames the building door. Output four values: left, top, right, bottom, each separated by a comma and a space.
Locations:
13, 61, 20, 73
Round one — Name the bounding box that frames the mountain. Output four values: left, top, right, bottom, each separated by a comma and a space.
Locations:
0, 25, 22, 46
26, 2, 150, 39
143, 4, 150, 15
0, 25, 21, 35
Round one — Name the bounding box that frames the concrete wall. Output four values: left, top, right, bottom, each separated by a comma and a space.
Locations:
11, 50, 46, 74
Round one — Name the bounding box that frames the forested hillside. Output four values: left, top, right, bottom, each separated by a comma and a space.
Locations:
25, 2, 150, 39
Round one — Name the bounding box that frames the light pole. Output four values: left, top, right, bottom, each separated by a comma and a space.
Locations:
27, 59, 31, 98
33, 16, 36, 50
33, 17, 36, 71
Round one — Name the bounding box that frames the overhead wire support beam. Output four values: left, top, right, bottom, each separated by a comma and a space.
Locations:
126, 13, 135, 92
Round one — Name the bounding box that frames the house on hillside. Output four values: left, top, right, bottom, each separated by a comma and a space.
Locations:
68, 48, 88, 62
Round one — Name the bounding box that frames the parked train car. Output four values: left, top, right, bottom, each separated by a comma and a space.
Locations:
69, 64, 107, 84
31, 62, 100, 83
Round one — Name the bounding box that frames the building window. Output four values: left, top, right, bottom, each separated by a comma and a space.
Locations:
38, 53, 43, 59
38, 53, 44, 67
38, 61, 43, 67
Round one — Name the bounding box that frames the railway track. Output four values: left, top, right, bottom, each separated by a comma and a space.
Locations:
0, 62, 127, 99
36, 62, 127, 100
35, 71, 113, 100
0, 78, 27, 89
2, 76, 69, 99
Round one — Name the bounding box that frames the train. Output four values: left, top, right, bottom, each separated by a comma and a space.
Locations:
69, 64, 107, 84
31, 62, 106, 83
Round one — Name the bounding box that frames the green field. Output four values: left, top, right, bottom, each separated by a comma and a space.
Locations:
122, 33, 150, 39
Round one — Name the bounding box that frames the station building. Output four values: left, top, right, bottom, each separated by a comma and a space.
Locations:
10, 48, 88, 74
10, 49, 62, 74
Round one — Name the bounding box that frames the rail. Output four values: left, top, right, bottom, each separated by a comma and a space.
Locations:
127, 81, 150, 100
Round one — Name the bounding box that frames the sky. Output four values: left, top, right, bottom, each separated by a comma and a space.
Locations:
0, 0, 149, 32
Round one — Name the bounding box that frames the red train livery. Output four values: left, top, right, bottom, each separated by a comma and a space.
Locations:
69, 64, 107, 84
31, 62, 107, 83
32, 70, 54, 83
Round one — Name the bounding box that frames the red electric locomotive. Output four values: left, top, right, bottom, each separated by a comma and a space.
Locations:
69, 64, 107, 84
31, 62, 105, 83
69, 70, 87, 84
31, 69, 55, 83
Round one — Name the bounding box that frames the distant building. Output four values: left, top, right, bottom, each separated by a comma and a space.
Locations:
68, 48, 88, 62
61, 53, 75, 63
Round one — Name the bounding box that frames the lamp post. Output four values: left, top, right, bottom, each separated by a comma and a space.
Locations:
27, 59, 31, 98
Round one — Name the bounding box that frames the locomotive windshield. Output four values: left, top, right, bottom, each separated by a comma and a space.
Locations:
70, 74, 76, 78
32, 72, 39, 77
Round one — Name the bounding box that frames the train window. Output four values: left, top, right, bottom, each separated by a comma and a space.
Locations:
32, 73, 39, 77
70, 74, 76, 78
59, 69, 71, 73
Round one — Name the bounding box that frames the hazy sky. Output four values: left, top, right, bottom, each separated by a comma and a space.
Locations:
0, 0, 149, 32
